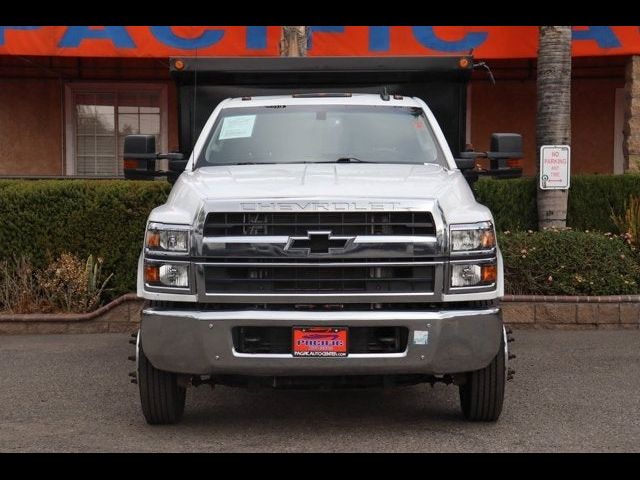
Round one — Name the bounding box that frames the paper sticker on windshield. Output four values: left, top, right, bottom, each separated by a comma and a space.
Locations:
219, 115, 256, 140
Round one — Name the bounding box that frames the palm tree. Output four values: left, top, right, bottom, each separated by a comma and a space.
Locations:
536, 26, 572, 229
279, 26, 308, 57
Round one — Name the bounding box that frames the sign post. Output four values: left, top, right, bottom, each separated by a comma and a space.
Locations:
540, 145, 571, 190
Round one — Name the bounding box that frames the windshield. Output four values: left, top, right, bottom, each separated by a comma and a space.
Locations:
196, 104, 446, 168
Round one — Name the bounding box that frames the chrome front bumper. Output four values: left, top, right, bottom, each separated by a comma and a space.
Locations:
140, 306, 502, 376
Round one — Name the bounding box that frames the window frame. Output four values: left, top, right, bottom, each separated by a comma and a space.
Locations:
64, 82, 168, 177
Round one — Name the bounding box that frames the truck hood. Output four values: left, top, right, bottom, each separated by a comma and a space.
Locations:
189, 163, 455, 198
151, 163, 492, 225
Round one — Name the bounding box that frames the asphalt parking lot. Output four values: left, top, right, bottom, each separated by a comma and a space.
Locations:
1, 329, 639, 452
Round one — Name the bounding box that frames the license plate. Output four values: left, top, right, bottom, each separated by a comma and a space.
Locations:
292, 327, 348, 357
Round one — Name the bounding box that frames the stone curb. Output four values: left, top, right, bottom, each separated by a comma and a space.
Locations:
0, 293, 141, 322
502, 294, 640, 303
0, 294, 144, 335
0, 293, 638, 334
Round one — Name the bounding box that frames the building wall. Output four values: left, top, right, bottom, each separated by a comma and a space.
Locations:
0, 55, 627, 177
0, 78, 63, 175
469, 58, 625, 176
469, 80, 537, 175
572, 79, 623, 173
0, 56, 178, 176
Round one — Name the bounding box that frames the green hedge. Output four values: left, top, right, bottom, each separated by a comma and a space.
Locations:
474, 174, 640, 233
473, 177, 538, 232
499, 230, 640, 295
567, 175, 640, 232
0, 180, 171, 299
1, 177, 639, 299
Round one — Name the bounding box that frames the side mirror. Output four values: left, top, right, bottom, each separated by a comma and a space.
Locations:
168, 157, 187, 173
455, 151, 481, 170
123, 135, 187, 182
488, 133, 523, 159
486, 133, 523, 179
455, 157, 476, 170
124, 135, 158, 180
455, 151, 481, 186
167, 155, 187, 185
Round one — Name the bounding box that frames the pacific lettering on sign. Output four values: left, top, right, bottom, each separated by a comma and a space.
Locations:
0, 26, 630, 54
0, 25, 497, 52
411, 27, 488, 52
148, 27, 225, 49
307, 26, 490, 53
56, 26, 491, 52
571, 26, 621, 48
58, 26, 135, 48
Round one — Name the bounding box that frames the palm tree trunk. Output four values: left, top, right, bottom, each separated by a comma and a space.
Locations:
279, 26, 308, 57
536, 26, 572, 229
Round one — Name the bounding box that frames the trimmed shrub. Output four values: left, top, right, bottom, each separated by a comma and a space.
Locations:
499, 230, 640, 296
1, 178, 639, 300
473, 177, 537, 232
473, 174, 640, 234
568, 175, 640, 232
0, 180, 171, 299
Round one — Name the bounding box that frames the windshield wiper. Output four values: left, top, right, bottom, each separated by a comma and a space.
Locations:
334, 157, 375, 163
300, 157, 377, 164
212, 162, 279, 166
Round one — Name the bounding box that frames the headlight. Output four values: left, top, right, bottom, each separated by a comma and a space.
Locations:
144, 262, 190, 288
450, 221, 495, 252
451, 262, 497, 287
145, 223, 190, 253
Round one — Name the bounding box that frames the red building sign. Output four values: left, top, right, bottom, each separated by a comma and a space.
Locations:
0, 26, 639, 58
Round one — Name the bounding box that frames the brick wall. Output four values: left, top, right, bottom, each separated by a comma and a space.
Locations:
0, 56, 179, 176
1, 294, 638, 334
0, 294, 143, 335
471, 78, 623, 176
502, 295, 640, 329
0, 78, 63, 175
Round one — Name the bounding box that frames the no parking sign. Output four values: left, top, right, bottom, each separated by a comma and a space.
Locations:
540, 145, 571, 190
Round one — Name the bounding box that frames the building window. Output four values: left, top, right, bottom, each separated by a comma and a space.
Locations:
66, 84, 167, 177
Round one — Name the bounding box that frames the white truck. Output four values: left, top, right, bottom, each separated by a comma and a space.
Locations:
124, 56, 520, 424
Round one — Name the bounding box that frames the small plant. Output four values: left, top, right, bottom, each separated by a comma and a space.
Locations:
0, 256, 51, 314
86, 254, 114, 307
38, 253, 113, 313
611, 195, 640, 248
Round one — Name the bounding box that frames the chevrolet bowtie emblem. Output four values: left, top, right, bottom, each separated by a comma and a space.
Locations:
286, 231, 350, 254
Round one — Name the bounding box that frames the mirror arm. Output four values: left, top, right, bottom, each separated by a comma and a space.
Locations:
458, 150, 487, 159
157, 152, 184, 161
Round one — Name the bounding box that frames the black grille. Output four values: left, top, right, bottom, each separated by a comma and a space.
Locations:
203, 212, 435, 236
233, 326, 409, 354
206, 257, 426, 263
205, 264, 434, 293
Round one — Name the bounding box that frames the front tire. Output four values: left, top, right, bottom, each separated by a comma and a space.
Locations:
458, 327, 506, 421
137, 340, 186, 425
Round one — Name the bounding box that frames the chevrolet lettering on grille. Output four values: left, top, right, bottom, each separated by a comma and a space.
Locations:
285, 231, 351, 254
